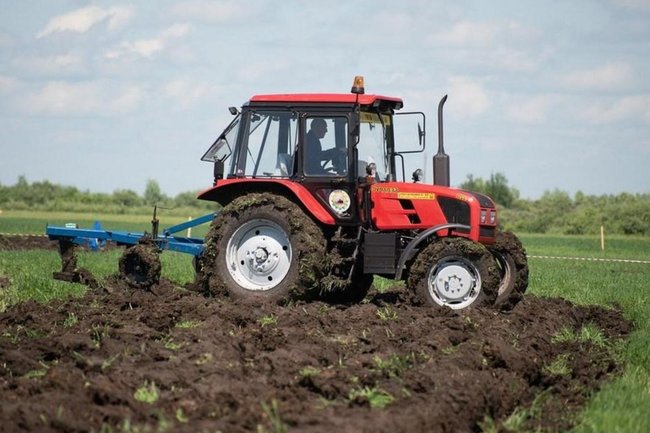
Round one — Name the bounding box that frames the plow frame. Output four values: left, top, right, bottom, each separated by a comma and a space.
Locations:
45, 211, 219, 287
45, 212, 218, 256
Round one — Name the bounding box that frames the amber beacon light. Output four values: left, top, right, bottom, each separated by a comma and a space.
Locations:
351, 76, 365, 94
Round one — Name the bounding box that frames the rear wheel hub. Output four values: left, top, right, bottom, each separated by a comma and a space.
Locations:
226, 219, 291, 291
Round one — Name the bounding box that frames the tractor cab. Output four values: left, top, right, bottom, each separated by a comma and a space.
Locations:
199, 77, 424, 227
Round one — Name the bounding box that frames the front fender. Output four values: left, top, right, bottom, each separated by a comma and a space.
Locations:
395, 223, 470, 280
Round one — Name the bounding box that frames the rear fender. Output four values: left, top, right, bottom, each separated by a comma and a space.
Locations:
197, 179, 336, 225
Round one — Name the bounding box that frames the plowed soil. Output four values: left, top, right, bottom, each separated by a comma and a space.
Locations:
0, 237, 632, 433
0, 234, 58, 251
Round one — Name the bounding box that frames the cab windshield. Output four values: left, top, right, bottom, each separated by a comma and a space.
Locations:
357, 111, 391, 181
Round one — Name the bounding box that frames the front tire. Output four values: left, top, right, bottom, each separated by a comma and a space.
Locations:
488, 231, 529, 310
407, 237, 499, 310
199, 193, 327, 302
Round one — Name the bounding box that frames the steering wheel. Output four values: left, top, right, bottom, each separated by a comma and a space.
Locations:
321, 148, 346, 174
331, 150, 346, 173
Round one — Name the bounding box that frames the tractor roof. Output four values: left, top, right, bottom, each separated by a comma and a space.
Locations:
249, 93, 403, 110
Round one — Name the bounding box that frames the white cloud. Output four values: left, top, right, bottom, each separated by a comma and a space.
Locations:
18, 81, 143, 116
563, 62, 637, 91
490, 46, 547, 72
109, 85, 144, 113
168, 1, 247, 22
105, 24, 190, 60
0, 75, 18, 93
430, 20, 498, 47
612, 0, 650, 10
13, 53, 85, 75
162, 79, 217, 109
427, 19, 545, 72
237, 60, 290, 82
506, 95, 559, 124
0, 31, 11, 48
37, 5, 135, 38
580, 95, 650, 124
446, 77, 490, 119
429, 19, 539, 48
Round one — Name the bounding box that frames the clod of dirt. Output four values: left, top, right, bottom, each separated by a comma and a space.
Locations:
0, 275, 9, 289
0, 279, 631, 433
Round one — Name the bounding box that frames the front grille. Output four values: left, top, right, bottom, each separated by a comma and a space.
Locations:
438, 197, 471, 225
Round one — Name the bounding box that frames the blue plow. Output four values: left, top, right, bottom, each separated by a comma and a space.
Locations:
45, 211, 218, 287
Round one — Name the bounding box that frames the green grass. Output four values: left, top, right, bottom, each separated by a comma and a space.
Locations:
522, 233, 650, 260
0, 250, 87, 309
133, 381, 160, 404
258, 314, 278, 327
348, 386, 394, 408
521, 234, 650, 432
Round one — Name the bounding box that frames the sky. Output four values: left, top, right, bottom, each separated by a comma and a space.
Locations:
1, 0, 649, 200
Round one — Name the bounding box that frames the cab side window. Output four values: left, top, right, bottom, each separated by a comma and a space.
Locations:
304, 117, 348, 176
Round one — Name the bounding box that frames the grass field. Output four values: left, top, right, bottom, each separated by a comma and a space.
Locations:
0, 212, 649, 432
523, 237, 650, 433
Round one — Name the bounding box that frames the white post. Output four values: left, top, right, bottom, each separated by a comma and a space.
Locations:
600, 225, 605, 251
187, 216, 192, 237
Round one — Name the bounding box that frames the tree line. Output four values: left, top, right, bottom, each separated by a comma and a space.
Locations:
0, 176, 214, 216
1, 175, 648, 235
459, 173, 650, 236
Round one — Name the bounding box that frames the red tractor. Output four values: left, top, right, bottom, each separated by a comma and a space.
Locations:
194, 77, 528, 310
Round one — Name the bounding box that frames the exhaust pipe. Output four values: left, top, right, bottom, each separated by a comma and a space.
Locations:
433, 95, 449, 186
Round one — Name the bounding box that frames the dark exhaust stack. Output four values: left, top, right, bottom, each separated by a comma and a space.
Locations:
433, 95, 449, 186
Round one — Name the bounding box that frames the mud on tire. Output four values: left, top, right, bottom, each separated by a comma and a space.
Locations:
488, 231, 529, 311
407, 237, 499, 310
197, 193, 327, 303
118, 239, 161, 290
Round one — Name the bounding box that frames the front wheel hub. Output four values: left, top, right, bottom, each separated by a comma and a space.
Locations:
428, 257, 481, 309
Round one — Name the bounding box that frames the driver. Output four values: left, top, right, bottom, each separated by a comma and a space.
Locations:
305, 118, 345, 175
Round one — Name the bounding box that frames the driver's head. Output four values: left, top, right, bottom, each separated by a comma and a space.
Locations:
310, 118, 328, 138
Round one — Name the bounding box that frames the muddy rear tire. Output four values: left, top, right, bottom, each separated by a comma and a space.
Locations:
407, 237, 499, 310
488, 231, 529, 310
199, 193, 327, 303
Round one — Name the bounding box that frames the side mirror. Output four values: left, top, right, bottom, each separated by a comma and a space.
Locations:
393, 111, 426, 153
